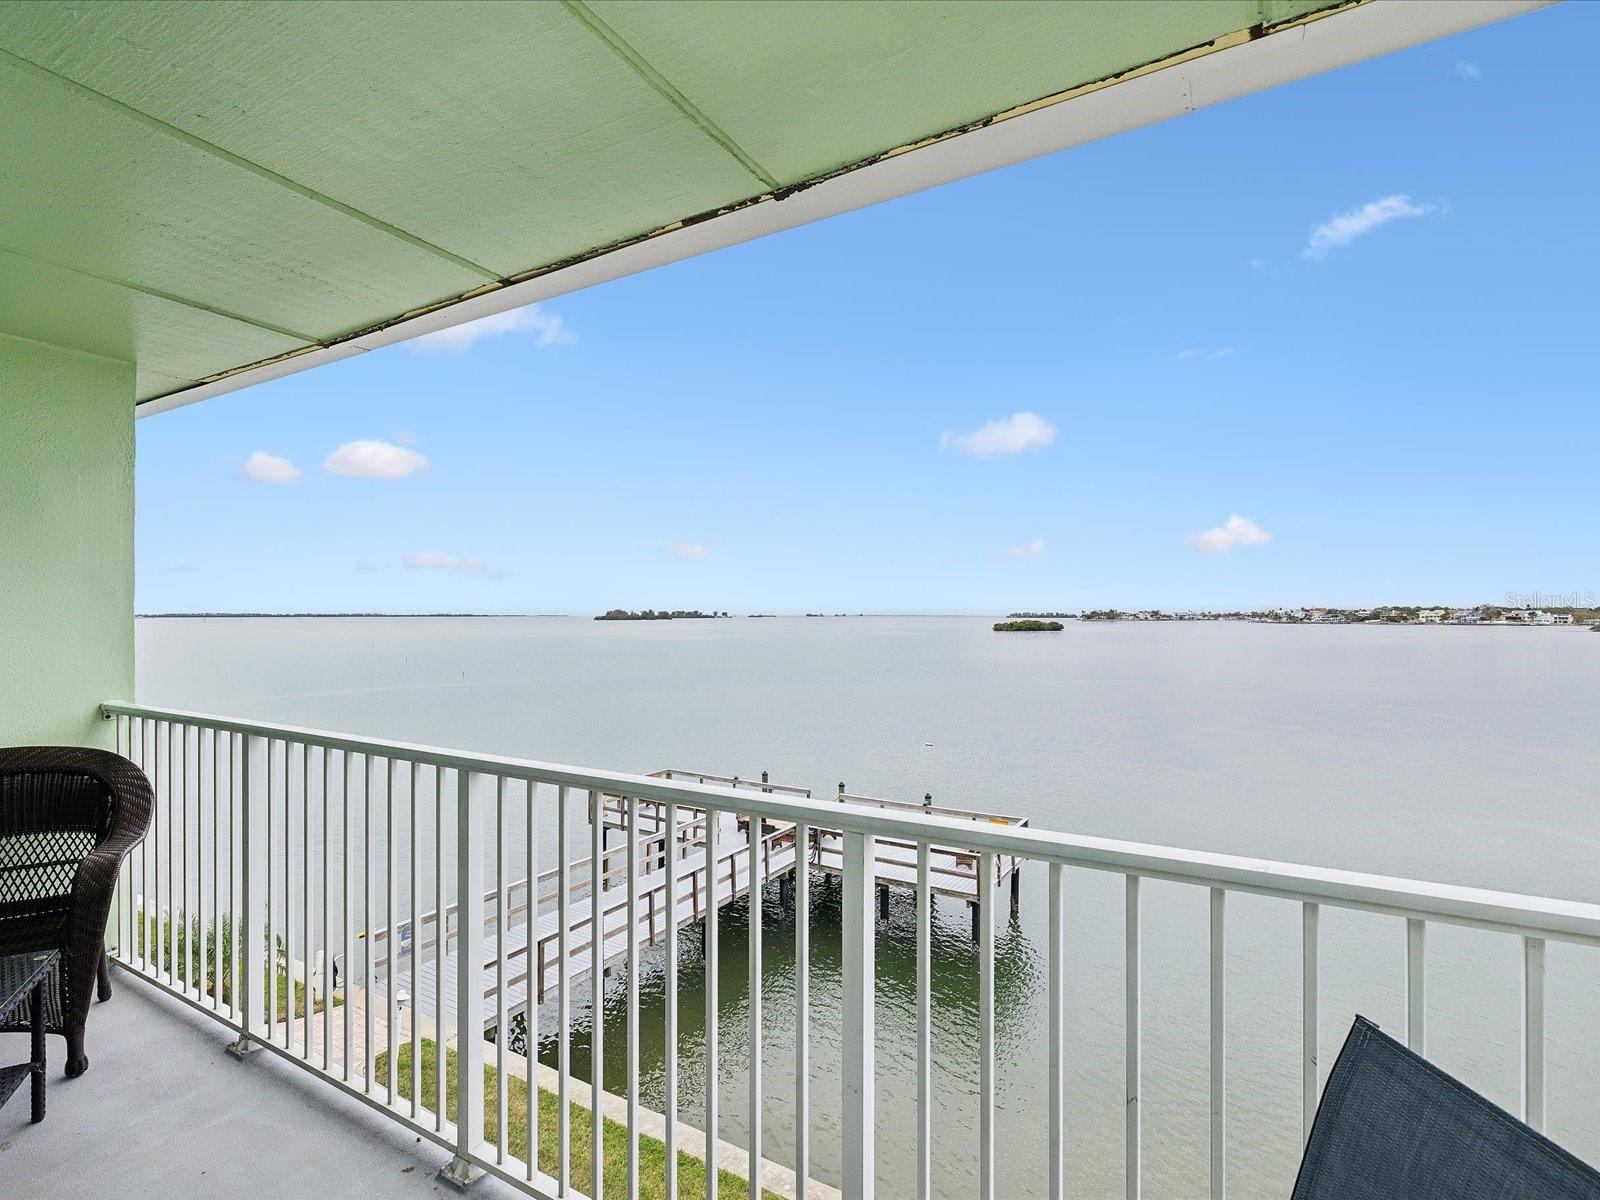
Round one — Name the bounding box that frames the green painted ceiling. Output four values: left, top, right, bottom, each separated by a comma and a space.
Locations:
0, 0, 1350, 405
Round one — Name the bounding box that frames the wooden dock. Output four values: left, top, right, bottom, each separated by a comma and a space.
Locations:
367, 770, 1027, 1031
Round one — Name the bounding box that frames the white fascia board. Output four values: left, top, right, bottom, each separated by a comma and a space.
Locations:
138, 0, 1550, 418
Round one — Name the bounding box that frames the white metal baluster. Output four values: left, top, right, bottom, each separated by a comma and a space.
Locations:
980, 851, 996, 1200
387, 759, 398, 1106
1406, 918, 1426, 1054
182, 724, 191, 994
149, 718, 157, 975
116, 716, 129, 959
142, 717, 151, 971
706, 807, 720, 1200
344, 752, 357, 1082
264, 738, 275, 1021
285, 742, 297, 1052
195, 726, 206, 1000
210, 727, 219, 1009
229, 733, 240, 1019
285, 743, 297, 1048
132, 720, 144, 972
127, 716, 135, 961
302, 744, 312, 1058
665, 802, 680, 1200
1125, 874, 1140, 1200
175, 724, 182, 986
497, 777, 509, 1162
282, 741, 293, 1034
146, 720, 155, 972
234, 734, 268, 1054
919, 842, 934, 1200
841, 829, 875, 1200
193, 723, 201, 998
165, 721, 174, 985
1047, 861, 1064, 1200
152, 719, 161, 977
628, 796, 641, 1200
558, 785, 571, 1194
324, 747, 335, 1071
160, 719, 168, 985
192, 724, 201, 995
126, 717, 136, 959
590, 789, 605, 1200
364, 755, 376, 1090
525, 779, 538, 1183
794, 820, 809, 1200
108, 715, 121, 958
115, 715, 127, 955
1522, 936, 1546, 1129
1210, 888, 1226, 1200
452, 769, 487, 1183
531, 780, 544, 1184
435, 768, 447, 1130
282, 741, 293, 1045
184, 723, 192, 990
1302, 902, 1319, 1142
749, 813, 763, 1200
153, 718, 161, 977
134, 718, 145, 971
410, 761, 422, 1119
212, 732, 222, 1004
196, 725, 205, 997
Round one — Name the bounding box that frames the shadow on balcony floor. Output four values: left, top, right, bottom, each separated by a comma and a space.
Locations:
0, 967, 527, 1199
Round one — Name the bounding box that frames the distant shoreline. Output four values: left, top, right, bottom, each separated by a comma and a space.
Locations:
136, 612, 565, 618
134, 610, 1597, 626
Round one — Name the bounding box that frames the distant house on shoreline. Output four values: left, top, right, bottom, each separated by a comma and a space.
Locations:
1500, 609, 1570, 625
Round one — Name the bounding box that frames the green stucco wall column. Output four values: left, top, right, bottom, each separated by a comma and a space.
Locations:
0, 333, 134, 748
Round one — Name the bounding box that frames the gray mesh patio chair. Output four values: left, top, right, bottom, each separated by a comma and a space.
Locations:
1293, 1015, 1600, 1199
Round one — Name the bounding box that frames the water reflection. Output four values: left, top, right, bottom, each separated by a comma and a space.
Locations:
536, 871, 1039, 1197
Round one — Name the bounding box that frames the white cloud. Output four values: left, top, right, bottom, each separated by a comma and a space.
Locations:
940, 411, 1057, 459
1180, 347, 1234, 361
410, 304, 573, 352
1007, 539, 1048, 558
403, 551, 494, 576
323, 439, 429, 479
1188, 514, 1272, 554
1456, 60, 1483, 81
667, 540, 710, 561
1303, 195, 1435, 259
239, 451, 302, 485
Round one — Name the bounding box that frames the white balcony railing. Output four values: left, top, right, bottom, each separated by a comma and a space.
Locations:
101, 702, 1600, 1200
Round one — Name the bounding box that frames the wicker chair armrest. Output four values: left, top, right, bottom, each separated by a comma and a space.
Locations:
64, 842, 135, 1004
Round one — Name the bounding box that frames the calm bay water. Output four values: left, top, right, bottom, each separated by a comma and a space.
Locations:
137, 616, 1600, 1198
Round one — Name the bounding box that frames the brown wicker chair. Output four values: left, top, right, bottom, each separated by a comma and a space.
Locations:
0, 746, 152, 1077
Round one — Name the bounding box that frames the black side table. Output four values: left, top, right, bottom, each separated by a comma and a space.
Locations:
0, 949, 59, 1124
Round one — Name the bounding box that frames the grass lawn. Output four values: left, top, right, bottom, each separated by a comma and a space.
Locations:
376, 1040, 784, 1200
134, 914, 341, 1017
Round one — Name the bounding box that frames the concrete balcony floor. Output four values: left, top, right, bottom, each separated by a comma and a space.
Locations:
0, 968, 528, 1200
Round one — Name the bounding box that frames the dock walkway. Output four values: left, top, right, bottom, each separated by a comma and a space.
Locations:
368, 769, 1027, 1031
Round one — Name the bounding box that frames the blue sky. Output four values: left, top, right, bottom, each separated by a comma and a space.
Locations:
137, 5, 1599, 615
